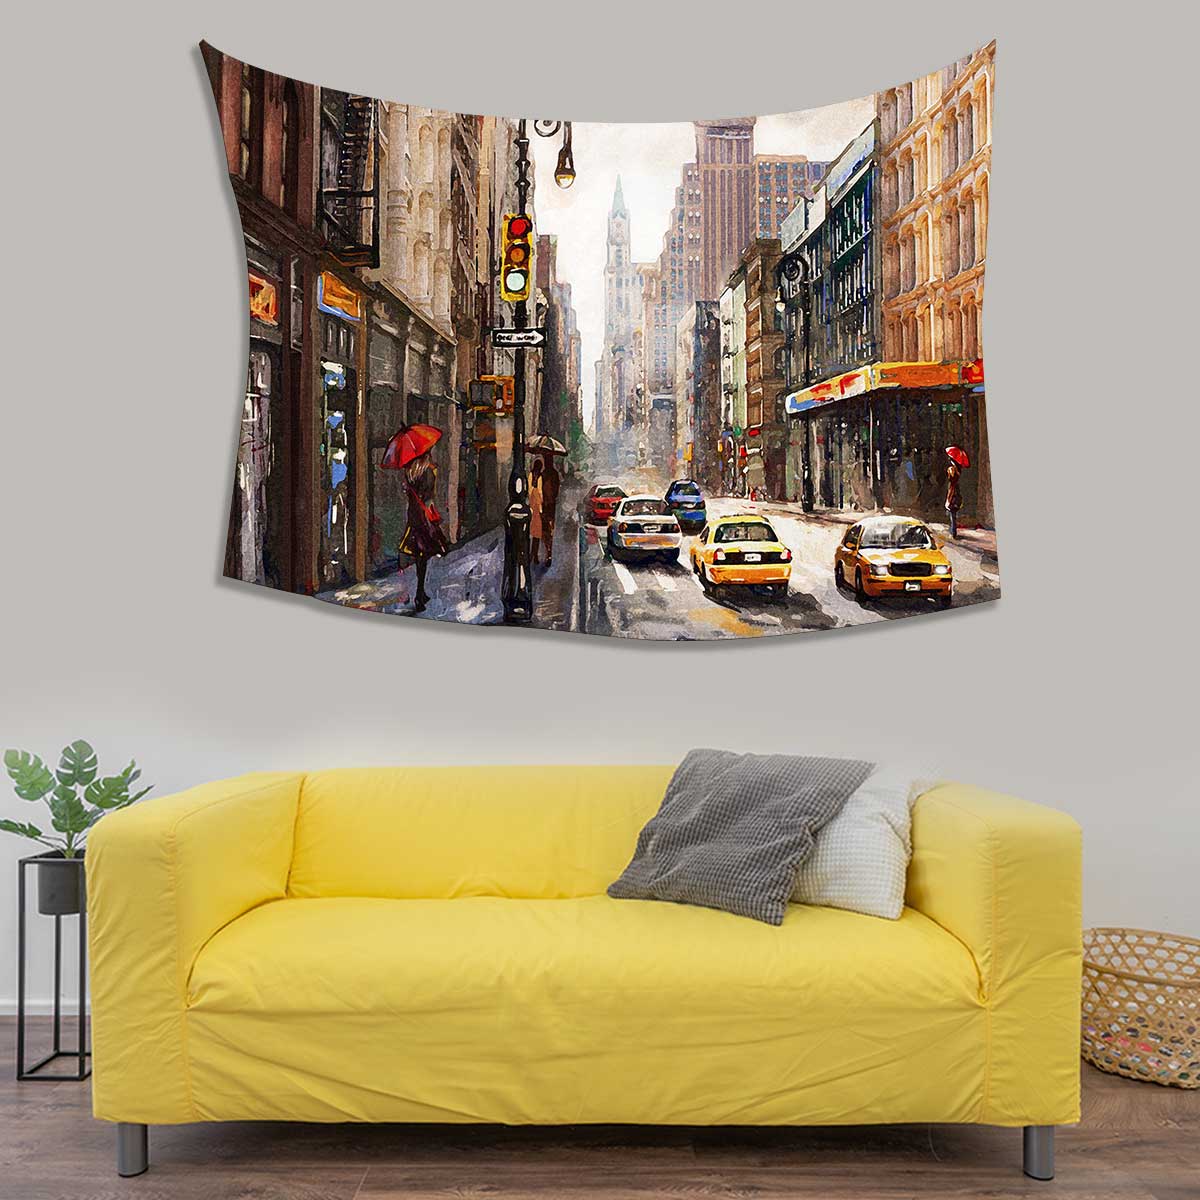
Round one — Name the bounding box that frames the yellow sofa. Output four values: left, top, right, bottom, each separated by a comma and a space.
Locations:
86, 766, 1082, 1179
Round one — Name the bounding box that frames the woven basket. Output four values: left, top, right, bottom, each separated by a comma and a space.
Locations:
1081, 927, 1199, 1088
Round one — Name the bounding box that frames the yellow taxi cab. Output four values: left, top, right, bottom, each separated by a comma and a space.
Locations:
690, 513, 792, 596
834, 515, 952, 607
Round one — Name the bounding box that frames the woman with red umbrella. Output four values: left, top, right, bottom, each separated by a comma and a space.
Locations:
945, 445, 970, 539
382, 424, 450, 613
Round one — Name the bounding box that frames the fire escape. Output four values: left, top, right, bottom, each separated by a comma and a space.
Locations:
318, 91, 380, 269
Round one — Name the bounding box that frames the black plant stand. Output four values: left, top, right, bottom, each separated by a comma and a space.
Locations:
16, 854, 90, 1081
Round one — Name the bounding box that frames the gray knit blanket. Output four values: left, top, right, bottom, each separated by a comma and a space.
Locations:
608, 749, 874, 924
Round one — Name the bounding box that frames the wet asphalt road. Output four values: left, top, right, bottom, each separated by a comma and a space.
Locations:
578, 489, 1000, 641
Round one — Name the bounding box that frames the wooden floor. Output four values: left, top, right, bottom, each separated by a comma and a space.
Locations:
1, 1018, 1195, 1199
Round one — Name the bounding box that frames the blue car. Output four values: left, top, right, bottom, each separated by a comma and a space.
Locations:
665, 479, 707, 531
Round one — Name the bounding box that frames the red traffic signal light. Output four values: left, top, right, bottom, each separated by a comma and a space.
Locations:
500, 213, 534, 303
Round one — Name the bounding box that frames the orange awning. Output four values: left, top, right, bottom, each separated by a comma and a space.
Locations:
785, 360, 983, 415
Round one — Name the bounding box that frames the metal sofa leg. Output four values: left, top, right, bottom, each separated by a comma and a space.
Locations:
116, 1122, 148, 1177
1023, 1125, 1054, 1180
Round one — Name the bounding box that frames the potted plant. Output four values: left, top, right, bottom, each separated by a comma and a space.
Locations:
2, 741, 152, 915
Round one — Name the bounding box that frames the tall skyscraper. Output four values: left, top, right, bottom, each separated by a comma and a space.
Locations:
694, 118, 757, 301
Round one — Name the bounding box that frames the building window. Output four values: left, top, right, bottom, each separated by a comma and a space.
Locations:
962, 300, 977, 359
914, 140, 927, 194
944, 305, 961, 358
943, 114, 958, 179
900, 231, 915, 294
883, 164, 898, 215
880, 92, 897, 143
942, 211, 959, 279
884, 241, 897, 299
959, 200, 975, 273
281, 80, 301, 215
239, 62, 263, 185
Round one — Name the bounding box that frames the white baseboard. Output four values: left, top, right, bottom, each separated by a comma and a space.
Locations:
0, 999, 90, 1016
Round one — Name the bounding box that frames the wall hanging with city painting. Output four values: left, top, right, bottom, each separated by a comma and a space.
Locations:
203, 40, 997, 640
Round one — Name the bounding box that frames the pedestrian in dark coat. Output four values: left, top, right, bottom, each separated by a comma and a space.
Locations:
945, 462, 963, 539
398, 452, 450, 612
540, 458, 561, 566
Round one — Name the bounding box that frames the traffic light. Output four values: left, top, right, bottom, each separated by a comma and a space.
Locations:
500, 213, 533, 302
478, 374, 515, 416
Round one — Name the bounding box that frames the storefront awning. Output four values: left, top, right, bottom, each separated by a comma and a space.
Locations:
785, 360, 984, 415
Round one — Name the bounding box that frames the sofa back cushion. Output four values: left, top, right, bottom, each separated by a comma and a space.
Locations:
288, 765, 675, 899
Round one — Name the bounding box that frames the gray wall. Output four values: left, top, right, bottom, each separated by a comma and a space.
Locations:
3, 1, 1196, 1010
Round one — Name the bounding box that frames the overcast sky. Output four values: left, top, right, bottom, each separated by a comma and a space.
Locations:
531, 94, 875, 427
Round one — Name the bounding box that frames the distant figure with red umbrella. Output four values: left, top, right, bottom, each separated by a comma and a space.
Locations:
945, 445, 970, 538
382, 423, 450, 613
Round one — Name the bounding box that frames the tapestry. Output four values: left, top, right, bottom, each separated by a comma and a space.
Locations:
203, 40, 998, 640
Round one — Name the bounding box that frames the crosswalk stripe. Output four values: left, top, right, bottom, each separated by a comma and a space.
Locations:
613, 561, 638, 595
653, 571, 677, 592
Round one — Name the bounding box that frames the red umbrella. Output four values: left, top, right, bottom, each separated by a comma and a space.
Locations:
381, 424, 442, 470
945, 445, 970, 469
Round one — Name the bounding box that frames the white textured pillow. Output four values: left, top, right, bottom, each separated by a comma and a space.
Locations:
791, 764, 939, 920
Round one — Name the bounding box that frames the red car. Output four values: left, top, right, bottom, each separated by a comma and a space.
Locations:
583, 484, 626, 525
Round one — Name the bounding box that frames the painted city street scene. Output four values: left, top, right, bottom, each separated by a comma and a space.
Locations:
205, 41, 998, 640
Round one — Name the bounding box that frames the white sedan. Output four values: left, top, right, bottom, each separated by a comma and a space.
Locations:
606, 495, 682, 564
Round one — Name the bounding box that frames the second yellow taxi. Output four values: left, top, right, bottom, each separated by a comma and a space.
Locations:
834, 515, 953, 607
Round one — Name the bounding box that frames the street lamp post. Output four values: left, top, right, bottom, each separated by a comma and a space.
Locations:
501, 118, 574, 625
778, 252, 814, 513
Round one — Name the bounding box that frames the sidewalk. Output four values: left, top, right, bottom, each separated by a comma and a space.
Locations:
316, 483, 583, 629
753, 499, 999, 564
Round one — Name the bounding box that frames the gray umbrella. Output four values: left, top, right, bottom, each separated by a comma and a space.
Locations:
525, 433, 568, 455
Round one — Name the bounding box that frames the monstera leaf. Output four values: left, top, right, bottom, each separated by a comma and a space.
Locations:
84, 761, 142, 809
83, 807, 109, 831
56, 739, 98, 789
0, 818, 44, 840
3, 742, 153, 855
4, 751, 55, 801
48, 784, 90, 836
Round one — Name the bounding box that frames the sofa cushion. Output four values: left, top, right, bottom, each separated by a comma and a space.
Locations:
184, 895, 984, 1126
288, 766, 675, 900
792, 764, 940, 920
608, 751, 873, 924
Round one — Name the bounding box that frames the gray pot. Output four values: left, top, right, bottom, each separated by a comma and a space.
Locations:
35, 853, 86, 916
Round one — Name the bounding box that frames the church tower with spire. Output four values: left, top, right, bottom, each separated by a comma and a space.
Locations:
598, 175, 645, 439
604, 175, 632, 347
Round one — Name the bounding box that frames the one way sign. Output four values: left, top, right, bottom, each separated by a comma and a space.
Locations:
490, 327, 546, 348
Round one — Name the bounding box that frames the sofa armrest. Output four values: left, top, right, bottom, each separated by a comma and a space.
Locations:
906, 782, 1082, 1125
86, 772, 302, 1122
